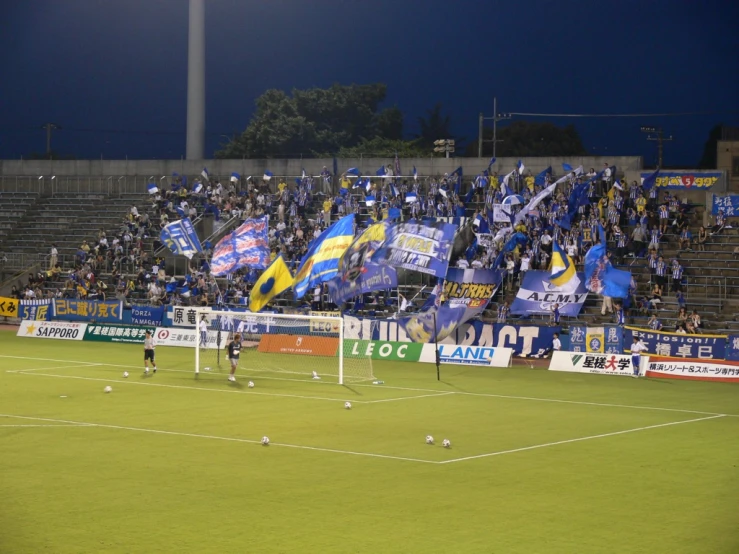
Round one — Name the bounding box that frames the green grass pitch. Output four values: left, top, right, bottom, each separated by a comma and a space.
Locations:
1, 329, 738, 553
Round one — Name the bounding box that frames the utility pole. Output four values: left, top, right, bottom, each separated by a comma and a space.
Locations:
42, 123, 60, 157
477, 97, 511, 158
640, 126, 673, 168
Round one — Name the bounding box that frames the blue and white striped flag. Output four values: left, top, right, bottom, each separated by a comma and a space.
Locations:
147, 182, 158, 194
301, 167, 306, 179
201, 167, 210, 181
376, 166, 387, 177
516, 160, 525, 174
176, 206, 185, 217
365, 195, 376, 207
230, 172, 240, 183
193, 183, 203, 194
345, 167, 360, 176
391, 184, 399, 197
412, 166, 418, 181
405, 192, 418, 203
263, 170, 273, 181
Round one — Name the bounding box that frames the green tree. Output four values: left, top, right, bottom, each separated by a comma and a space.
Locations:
466, 121, 588, 157
336, 137, 430, 158
216, 83, 403, 158
697, 124, 723, 169
416, 103, 453, 147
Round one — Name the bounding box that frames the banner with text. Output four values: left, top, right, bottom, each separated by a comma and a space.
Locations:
645, 356, 739, 383
641, 171, 722, 190
0, 296, 19, 318
419, 344, 512, 367
130, 306, 165, 327
712, 194, 739, 216
398, 268, 501, 343
153, 327, 227, 349
510, 270, 588, 316
85, 324, 154, 343
19, 299, 52, 321
373, 221, 455, 277
624, 326, 726, 359
344, 340, 423, 362
548, 351, 645, 377
17, 320, 87, 341
53, 299, 123, 323
727, 335, 739, 361
344, 316, 558, 357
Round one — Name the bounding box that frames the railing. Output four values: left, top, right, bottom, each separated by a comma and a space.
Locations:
0, 259, 42, 291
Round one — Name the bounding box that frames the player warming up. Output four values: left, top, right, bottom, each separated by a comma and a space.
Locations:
630, 335, 647, 378
226, 333, 242, 382
198, 315, 208, 347
144, 330, 157, 374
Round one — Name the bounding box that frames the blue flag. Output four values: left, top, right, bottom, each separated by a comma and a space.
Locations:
641, 168, 660, 192
563, 163, 573, 172
584, 224, 632, 298
346, 167, 360, 176
534, 167, 552, 186
293, 214, 356, 299
488, 157, 496, 168
160, 218, 203, 260
230, 172, 241, 183
376, 166, 387, 176
147, 182, 159, 194
210, 216, 270, 276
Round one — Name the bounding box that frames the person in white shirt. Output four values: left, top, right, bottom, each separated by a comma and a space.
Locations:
143, 330, 157, 374
312, 285, 322, 310
456, 258, 469, 269
630, 335, 647, 377
49, 244, 58, 269
552, 333, 562, 351
199, 316, 208, 347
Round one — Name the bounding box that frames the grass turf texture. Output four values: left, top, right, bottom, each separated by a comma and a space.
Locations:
1, 330, 738, 554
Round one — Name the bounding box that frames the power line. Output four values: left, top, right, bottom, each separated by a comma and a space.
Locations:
506, 110, 739, 118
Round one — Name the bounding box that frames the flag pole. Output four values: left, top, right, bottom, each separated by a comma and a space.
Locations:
433, 311, 440, 381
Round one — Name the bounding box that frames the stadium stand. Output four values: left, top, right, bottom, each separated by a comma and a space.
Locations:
1, 167, 737, 341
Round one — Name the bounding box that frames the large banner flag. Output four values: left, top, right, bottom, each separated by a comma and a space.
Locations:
19, 299, 52, 321
211, 216, 270, 276
510, 270, 589, 316
160, 218, 203, 260
249, 255, 293, 312
326, 222, 398, 305
293, 214, 355, 299
398, 268, 502, 343
373, 221, 455, 277
584, 224, 632, 298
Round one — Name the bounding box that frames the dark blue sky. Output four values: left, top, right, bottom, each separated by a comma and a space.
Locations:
1, 0, 737, 166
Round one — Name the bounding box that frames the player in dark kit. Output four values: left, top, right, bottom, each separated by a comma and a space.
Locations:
144, 330, 157, 374
226, 333, 242, 382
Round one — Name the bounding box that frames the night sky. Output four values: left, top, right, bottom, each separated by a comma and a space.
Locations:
1, 0, 737, 166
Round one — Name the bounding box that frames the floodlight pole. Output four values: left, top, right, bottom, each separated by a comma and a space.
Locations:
186, 0, 206, 160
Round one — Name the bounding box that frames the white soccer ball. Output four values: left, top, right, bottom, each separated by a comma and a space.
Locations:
344, 401, 352, 410
442, 439, 451, 448
248, 381, 255, 388
426, 435, 434, 445
123, 372, 129, 378
204, 367, 211, 372
261, 436, 270, 446
104, 386, 112, 393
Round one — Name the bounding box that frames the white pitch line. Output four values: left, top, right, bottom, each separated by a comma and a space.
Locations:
6, 363, 101, 373
2, 354, 738, 417
0, 414, 438, 465
439, 415, 727, 464
0, 424, 93, 428
362, 392, 456, 404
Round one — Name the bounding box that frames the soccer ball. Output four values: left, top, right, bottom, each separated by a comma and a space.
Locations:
204, 367, 211, 372
442, 439, 451, 448
261, 436, 270, 446
344, 401, 352, 410
426, 435, 434, 445
123, 372, 129, 378
248, 381, 255, 388
104, 386, 112, 393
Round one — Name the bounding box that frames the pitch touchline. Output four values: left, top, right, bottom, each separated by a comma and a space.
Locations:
0, 414, 437, 465
2, 354, 737, 417
439, 415, 727, 464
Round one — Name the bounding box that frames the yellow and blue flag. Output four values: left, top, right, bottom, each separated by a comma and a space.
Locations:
549, 241, 579, 289
249, 255, 293, 312
293, 214, 355, 298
